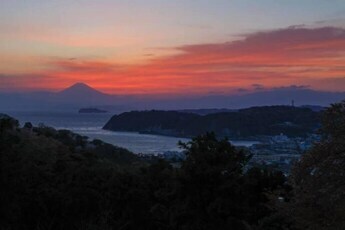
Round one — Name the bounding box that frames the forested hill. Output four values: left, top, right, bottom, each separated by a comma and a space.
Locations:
0, 115, 139, 165
103, 106, 321, 138
2, 102, 345, 229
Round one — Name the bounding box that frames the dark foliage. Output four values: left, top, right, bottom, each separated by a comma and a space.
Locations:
289, 100, 345, 230
0, 117, 286, 230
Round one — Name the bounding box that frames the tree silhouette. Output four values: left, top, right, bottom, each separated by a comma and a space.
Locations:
290, 100, 345, 230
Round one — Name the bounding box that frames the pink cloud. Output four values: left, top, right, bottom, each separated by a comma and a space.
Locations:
2, 26, 345, 94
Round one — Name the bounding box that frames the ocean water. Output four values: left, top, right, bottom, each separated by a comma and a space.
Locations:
6, 110, 258, 154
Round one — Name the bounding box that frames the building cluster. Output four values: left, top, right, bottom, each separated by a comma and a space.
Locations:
137, 133, 321, 173
249, 133, 321, 172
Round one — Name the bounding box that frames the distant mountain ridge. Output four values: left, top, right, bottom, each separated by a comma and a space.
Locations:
59, 83, 108, 98
139, 88, 345, 110
79, 108, 108, 113
0, 83, 127, 111
55, 82, 118, 106
0, 83, 344, 111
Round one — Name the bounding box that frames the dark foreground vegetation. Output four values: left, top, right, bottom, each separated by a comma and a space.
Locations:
103, 106, 320, 138
1, 101, 344, 230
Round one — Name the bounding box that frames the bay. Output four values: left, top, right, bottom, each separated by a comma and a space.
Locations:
6, 110, 258, 154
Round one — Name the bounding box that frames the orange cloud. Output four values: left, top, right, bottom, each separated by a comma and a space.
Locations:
2, 26, 345, 94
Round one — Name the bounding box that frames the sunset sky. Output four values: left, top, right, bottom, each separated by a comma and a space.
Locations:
1, 0, 345, 95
